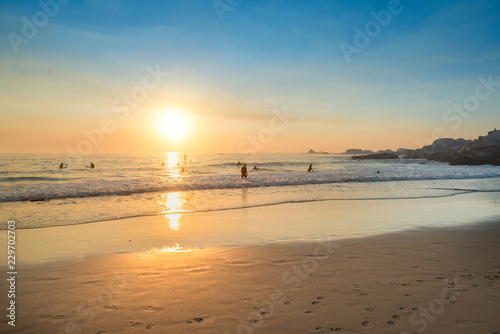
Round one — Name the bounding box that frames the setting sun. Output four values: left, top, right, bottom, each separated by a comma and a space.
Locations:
157, 111, 189, 141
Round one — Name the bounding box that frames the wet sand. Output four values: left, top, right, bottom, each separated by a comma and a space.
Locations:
1, 195, 500, 333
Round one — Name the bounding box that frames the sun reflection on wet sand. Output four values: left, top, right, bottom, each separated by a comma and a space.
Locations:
159, 192, 186, 231
148, 243, 192, 253
167, 213, 182, 231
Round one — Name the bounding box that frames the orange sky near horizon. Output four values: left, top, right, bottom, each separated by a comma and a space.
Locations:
0, 68, 494, 154
0, 104, 491, 155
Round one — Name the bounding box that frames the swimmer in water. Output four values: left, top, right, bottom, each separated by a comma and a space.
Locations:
241, 164, 248, 178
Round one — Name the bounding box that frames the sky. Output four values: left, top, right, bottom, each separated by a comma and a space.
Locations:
0, 0, 499, 154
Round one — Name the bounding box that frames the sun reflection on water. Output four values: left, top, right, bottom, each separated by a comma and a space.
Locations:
163, 152, 185, 177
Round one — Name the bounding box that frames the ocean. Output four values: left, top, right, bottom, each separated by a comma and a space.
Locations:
1, 152, 500, 230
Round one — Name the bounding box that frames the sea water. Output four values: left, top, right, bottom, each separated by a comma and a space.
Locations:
1, 152, 500, 230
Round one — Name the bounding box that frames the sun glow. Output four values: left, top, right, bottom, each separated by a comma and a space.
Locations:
157, 110, 189, 141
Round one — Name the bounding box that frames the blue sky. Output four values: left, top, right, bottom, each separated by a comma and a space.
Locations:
0, 0, 499, 153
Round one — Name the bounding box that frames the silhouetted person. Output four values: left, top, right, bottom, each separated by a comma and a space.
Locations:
59, 163, 67, 169
89, 162, 95, 169
237, 161, 241, 165
376, 171, 380, 174
308, 164, 314, 172
241, 164, 248, 178
253, 165, 259, 170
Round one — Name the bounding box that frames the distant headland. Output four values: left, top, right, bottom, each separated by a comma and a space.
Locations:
342, 148, 408, 156
405, 128, 500, 166
326, 129, 500, 165
307, 149, 329, 154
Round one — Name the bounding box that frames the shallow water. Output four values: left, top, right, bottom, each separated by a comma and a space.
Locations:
1, 153, 499, 229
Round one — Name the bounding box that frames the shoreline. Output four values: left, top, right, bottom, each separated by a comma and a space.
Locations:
6, 188, 493, 231
3, 176, 499, 231
1, 191, 499, 264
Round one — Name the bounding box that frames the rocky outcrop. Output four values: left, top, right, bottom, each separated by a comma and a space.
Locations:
343, 149, 374, 154
376, 149, 397, 154
308, 149, 328, 154
404, 129, 500, 165
344, 148, 407, 155
404, 138, 472, 161
396, 148, 408, 155
352, 153, 399, 160
449, 145, 500, 165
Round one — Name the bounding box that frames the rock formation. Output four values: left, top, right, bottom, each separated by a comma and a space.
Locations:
396, 148, 408, 155
343, 149, 374, 154
308, 149, 328, 154
376, 149, 397, 154
352, 153, 399, 160
404, 129, 500, 166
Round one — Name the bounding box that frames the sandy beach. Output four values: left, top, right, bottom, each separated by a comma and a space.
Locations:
1, 193, 500, 334
3, 0, 500, 332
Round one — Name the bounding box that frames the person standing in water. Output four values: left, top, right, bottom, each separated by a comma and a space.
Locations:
308, 164, 314, 172
59, 163, 67, 169
241, 164, 248, 178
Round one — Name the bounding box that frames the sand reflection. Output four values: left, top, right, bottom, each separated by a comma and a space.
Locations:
148, 243, 193, 254
159, 192, 186, 231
